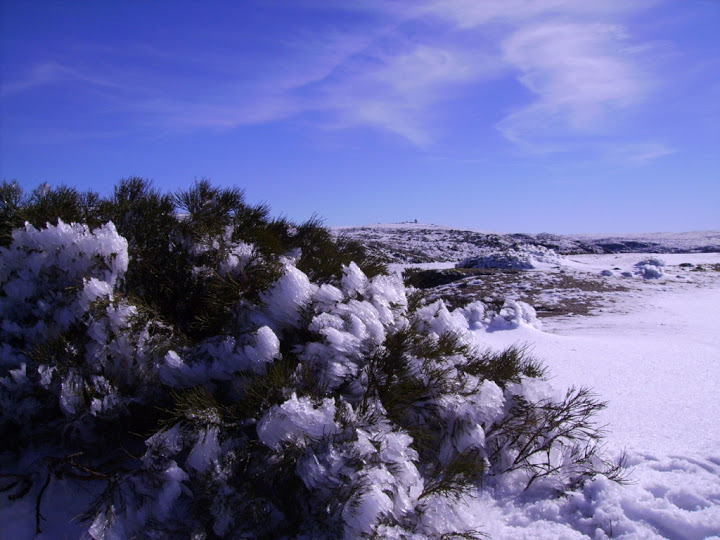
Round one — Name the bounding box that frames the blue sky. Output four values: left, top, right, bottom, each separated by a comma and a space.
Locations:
1, 0, 718, 233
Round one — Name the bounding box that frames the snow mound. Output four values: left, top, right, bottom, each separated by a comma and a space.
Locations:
488, 300, 542, 331
458, 244, 562, 270
635, 257, 666, 279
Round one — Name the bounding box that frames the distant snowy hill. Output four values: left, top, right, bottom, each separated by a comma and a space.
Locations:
335, 223, 720, 264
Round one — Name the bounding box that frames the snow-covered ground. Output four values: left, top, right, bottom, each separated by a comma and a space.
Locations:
454, 253, 720, 539
386, 250, 720, 538
477, 253, 720, 456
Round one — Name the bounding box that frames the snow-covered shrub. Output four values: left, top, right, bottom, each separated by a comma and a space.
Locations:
0, 220, 128, 347
635, 257, 665, 279
1, 180, 104, 248
486, 299, 542, 331
0, 180, 622, 539
0, 220, 175, 453
79, 263, 618, 538
457, 244, 561, 270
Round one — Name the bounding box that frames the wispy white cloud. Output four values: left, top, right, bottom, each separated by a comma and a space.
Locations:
181, 0, 659, 149
1, 63, 69, 97
123, 27, 501, 145
613, 142, 676, 164
414, 0, 645, 27
2, 0, 663, 152
1, 61, 122, 98
398, 0, 657, 149
312, 41, 502, 145
497, 22, 646, 149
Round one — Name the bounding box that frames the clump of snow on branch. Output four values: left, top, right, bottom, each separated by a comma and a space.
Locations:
0, 221, 127, 346
0, 221, 150, 426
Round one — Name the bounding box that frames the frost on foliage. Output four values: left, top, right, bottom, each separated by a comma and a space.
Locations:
0, 221, 128, 347
339, 430, 422, 537
159, 325, 281, 387
217, 240, 255, 277
258, 264, 316, 331
312, 283, 345, 311
415, 300, 474, 340
301, 264, 407, 391
435, 379, 507, 461
186, 426, 221, 473
0, 221, 162, 429
293, 411, 424, 538
87, 439, 191, 540
341, 261, 369, 296
257, 393, 339, 451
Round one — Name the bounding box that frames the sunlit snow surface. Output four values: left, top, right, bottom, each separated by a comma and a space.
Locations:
2, 229, 720, 538
464, 252, 720, 539
380, 241, 720, 538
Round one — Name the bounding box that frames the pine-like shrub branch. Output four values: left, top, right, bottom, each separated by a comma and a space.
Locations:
0, 178, 624, 539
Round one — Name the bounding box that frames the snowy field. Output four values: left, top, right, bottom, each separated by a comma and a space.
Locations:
468, 252, 720, 539
381, 243, 720, 538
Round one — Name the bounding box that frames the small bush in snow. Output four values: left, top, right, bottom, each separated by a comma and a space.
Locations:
457, 244, 561, 270
0, 179, 622, 539
635, 257, 665, 279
